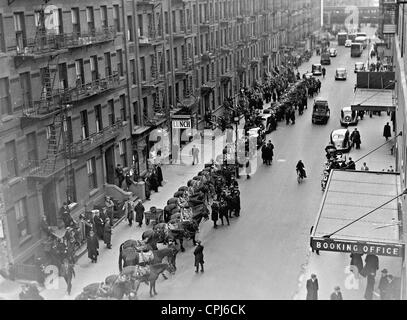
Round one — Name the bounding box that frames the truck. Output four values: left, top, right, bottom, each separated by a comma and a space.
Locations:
320, 52, 331, 65
337, 32, 348, 46
351, 43, 363, 57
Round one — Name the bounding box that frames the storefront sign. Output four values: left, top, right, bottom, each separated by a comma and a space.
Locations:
311, 238, 404, 257
172, 119, 191, 129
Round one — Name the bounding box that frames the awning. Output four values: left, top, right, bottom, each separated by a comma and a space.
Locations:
311, 170, 404, 257
351, 89, 395, 112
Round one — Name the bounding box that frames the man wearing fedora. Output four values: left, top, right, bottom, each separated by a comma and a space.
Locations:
378, 269, 391, 300
306, 274, 319, 300
194, 240, 204, 273
330, 286, 343, 300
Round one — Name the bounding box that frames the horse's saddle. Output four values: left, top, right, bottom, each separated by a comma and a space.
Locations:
138, 250, 154, 264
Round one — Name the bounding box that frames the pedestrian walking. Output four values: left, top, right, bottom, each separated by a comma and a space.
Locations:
383, 122, 392, 141
350, 128, 361, 149
346, 157, 356, 170
124, 199, 134, 226
290, 108, 296, 124
194, 240, 204, 273
135, 199, 145, 227
378, 269, 390, 300
306, 274, 319, 300
330, 286, 343, 300
261, 142, 267, 164
360, 162, 369, 171
144, 176, 151, 200
350, 253, 364, 275
104, 196, 114, 226
87, 230, 99, 263
103, 218, 112, 249
322, 67, 326, 78
115, 164, 125, 188
211, 201, 219, 228
266, 141, 274, 165
219, 197, 230, 226
61, 258, 75, 296
231, 190, 241, 217
155, 164, 163, 187
93, 210, 104, 241
191, 145, 200, 165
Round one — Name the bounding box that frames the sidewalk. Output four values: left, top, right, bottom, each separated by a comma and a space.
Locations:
27, 120, 246, 300
294, 114, 399, 300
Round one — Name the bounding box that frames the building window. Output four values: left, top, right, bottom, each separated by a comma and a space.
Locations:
14, 12, 26, 51
140, 55, 146, 81
20, 72, 32, 109
87, 157, 97, 190
0, 14, 5, 52
104, 52, 112, 77
15, 198, 30, 239
26, 132, 38, 162
130, 59, 136, 85
116, 49, 123, 77
113, 5, 121, 32
86, 7, 95, 33
143, 97, 148, 119
193, 4, 197, 24
133, 101, 139, 126
119, 94, 126, 121
174, 47, 178, 69
75, 59, 85, 85
175, 83, 179, 101
100, 6, 108, 29
108, 99, 115, 125
6, 141, 18, 178
58, 63, 68, 89
80, 110, 89, 139
172, 11, 176, 33
194, 37, 198, 55
90, 55, 99, 81
127, 16, 134, 41
94, 104, 103, 133
164, 12, 169, 34
0, 77, 11, 116
119, 139, 128, 167
71, 8, 80, 37
138, 14, 143, 37
166, 49, 171, 71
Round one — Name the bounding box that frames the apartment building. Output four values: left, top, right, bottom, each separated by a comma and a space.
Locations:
0, 0, 320, 267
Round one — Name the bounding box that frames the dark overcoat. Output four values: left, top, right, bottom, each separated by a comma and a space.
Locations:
211, 203, 219, 222
350, 253, 364, 274
383, 124, 391, 138
93, 216, 104, 240
103, 224, 112, 245
306, 279, 319, 300
87, 235, 99, 259
135, 202, 145, 223
194, 244, 204, 266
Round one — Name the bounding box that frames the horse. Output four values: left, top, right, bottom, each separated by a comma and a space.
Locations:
118, 239, 153, 272
124, 263, 174, 297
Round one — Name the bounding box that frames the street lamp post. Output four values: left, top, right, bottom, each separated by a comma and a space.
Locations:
233, 115, 240, 179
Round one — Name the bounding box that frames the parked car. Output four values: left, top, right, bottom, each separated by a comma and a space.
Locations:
330, 128, 351, 153
354, 62, 365, 73
304, 72, 314, 79
329, 48, 337, 57
345, 39, 352, 47
335, 67, 347, 80
312, 98, 330, 124
312, 63, 322, 76
340, 106, 358, 126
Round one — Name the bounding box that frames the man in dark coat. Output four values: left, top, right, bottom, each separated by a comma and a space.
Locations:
61, 258, 75, 295
135, 199, 145, 227
350, 128, 361, 149
126, 200, 134, 226
218, 198, 230, 226
211, 201, 219, 228
364, 272, 376, 300
383, 122, 391, 141
60, 202, 74, 228
378, 269, 390, 300
306, 274, 319, 300
149, 171, 159, 192
103, 218, 112, 249
347, 157, 356, 170
194, 240, 204, 273
93, 211, 104, 240
144, 177, 151, 200
104, 196, 114, 227
266, 141, 274, 165
125, 172, 133, 191
261, 142, 267, 164
156, 164, 164, 187
230, 190, 241, 217
330, 286, 343, 300
363, 254, 379, 277
87, 230, 99, 263
350, 253, 364, 274
115, 164, 124, 188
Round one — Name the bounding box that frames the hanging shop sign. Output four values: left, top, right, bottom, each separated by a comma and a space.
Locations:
172, 119, 191, 129
311, 238, 404, 258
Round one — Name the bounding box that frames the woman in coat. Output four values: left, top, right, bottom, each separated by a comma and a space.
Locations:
211, 202, 219, 228
144, 177, 151, 200
103, 218, 112, 249
93, 211, 104, 240
87, 230, 99, 263
193, 241, 204, 273
150, 171, 159, 192
134, 199, 145, 227
156, 164, 163, 187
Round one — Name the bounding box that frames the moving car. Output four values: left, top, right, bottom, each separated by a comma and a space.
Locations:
329, 48, 337, 57
340, 106, 358, 126
312, 98, 330, 124
312, 63, 322, 76
345, 39, 353, 47
320, 52, 331, 65
330, 128, 351, 153
354, 62, 365, 73
335, 68, 347, 80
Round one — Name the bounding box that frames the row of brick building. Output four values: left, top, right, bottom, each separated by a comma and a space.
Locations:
0, 0, 321, 267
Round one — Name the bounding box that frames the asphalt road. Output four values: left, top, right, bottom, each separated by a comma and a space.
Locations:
143, 27, 378, 300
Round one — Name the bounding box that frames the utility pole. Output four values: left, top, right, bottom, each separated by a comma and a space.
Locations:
0, 185, 11, 271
